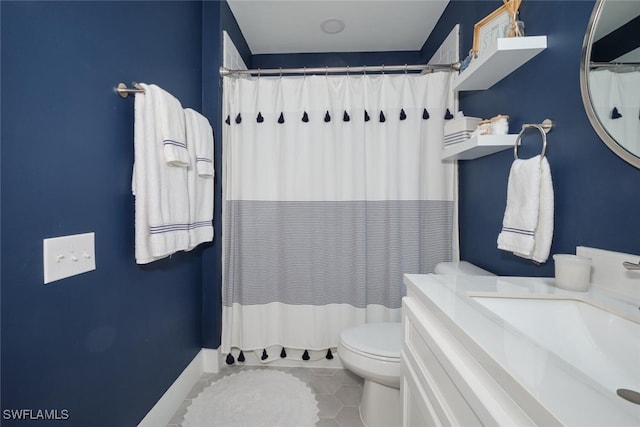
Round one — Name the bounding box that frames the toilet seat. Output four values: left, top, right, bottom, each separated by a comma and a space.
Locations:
339, 322, 401, 361
339, 339, 400, 363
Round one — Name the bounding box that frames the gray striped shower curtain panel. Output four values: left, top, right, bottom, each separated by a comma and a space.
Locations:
221, 72, 457, 357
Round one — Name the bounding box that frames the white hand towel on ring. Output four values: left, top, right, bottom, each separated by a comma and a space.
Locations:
497, 154, 554, 263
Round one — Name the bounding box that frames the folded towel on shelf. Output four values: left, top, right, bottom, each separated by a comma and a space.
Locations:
497, 155, 554, 263
184, 108, 214, 249
132, 83, 190, 264
444, 130, 473, 145
151, 84, 190, 167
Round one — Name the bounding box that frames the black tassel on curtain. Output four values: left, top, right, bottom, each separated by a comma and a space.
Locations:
611, 107, 622, 119
227, 107, 444, 126
225, 348, 337, 364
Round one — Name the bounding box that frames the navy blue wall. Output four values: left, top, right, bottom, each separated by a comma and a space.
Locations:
1, 2, 206, 425
201, 1, 251, 350
422, 0, 640, 276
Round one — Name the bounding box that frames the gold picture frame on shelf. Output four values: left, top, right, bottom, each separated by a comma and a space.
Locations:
472, 5, 512, 56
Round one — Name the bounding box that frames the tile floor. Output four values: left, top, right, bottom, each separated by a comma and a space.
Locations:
167, 364, 365, 427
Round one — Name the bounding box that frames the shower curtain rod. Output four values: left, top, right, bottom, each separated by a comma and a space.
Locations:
590, 61, 640, 69
219, 62, 461, 77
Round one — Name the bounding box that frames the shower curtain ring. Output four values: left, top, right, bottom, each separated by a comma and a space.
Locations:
382, 64, 385, 74
347, 65, 349, 76
257, 68, 261, 78
363, 65, 367, 75
325, 66, 328, 77
404, 64, 408, 74
279, 67, 283, 78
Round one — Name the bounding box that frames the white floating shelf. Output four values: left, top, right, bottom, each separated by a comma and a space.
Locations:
454, 36, 547, 92
441, 134, 518, 160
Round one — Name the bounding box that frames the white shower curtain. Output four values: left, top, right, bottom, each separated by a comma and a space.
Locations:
221, 71, 457, 359
589, 69, 640, 154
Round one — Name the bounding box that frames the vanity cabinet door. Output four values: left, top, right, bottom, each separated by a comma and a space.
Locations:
401, 369, 441, 427
402, 300, 482, 426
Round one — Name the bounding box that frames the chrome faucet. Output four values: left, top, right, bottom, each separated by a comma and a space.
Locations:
623, 260, 640, 271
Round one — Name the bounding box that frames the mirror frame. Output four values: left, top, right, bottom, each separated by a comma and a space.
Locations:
580, 0, 640, 169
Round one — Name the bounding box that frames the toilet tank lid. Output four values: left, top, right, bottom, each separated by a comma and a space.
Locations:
434, 261, 495, 276
340, 322, 401, 359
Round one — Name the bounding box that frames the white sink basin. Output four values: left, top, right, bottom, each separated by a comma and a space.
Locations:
471, 296, 640, 394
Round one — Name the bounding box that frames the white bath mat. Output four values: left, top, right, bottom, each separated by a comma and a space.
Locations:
182, 369, 319, 427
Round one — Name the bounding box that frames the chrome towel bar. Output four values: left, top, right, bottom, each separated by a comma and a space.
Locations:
116, 82, 144, 99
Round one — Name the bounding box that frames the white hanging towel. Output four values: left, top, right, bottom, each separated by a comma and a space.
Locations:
133, 83, 190, 264
184, 108, 214, 249
154, 85, 190, 167
497, 155, 554, 263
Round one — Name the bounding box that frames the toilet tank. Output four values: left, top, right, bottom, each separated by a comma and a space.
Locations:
433, 261, 495, 276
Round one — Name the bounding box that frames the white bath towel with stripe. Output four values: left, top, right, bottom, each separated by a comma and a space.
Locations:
133, 83, 190, 264
184, 108, 214, 249
497, 155, 554, 263
153, 85, 190, 167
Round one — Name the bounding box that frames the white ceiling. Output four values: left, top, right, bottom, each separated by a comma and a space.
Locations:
594, 0, 640, 40
226, 0, 450, 55
594, 0, 640, 62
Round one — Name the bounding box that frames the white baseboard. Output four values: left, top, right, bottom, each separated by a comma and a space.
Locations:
202, 348, 221, 373
137, 349, 208, 427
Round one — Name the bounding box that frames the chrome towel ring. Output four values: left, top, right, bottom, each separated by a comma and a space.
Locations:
514, 119, 554, 160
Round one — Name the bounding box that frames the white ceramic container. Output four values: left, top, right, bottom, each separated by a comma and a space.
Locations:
553, 254, 592, 291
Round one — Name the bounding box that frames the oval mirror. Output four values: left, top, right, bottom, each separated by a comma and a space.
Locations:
580, 0, 640, 169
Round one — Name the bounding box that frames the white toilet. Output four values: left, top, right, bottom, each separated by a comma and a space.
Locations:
338, 261, 494, 427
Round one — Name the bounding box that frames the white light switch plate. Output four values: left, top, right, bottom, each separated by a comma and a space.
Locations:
43, 232, 96, 284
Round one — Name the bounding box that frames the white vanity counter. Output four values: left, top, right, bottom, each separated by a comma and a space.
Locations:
402, 273, 640, 426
